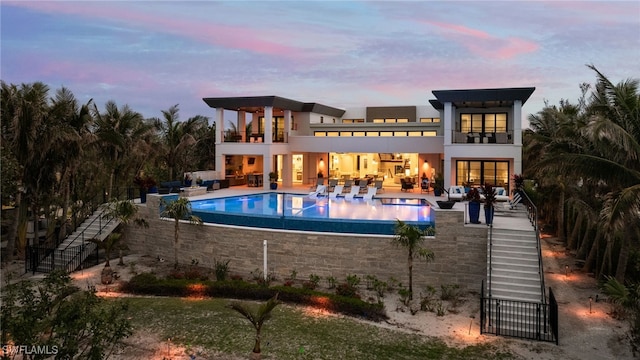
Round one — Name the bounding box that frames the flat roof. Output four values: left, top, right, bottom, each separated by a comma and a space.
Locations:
430, 87, 535, 109
202, 95, 345, 117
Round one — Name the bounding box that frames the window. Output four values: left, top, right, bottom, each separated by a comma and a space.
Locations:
394, 131, 407, 136
420, 118, 440, 123
340, 131, 352, 136
373, 119, 384, 123
423, 131, 437, 136
408, 131, 422, 137
327, 132, 339, 137
460, 113, 508, 134
366, 131, 379, 137
314, 132, 326, 137
379, 131, 393, 136
456, 160, 510, 191
353, 131, 365, 137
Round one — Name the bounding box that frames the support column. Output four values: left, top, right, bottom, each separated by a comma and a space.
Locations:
262, 152, 272, 190
513, 100, 522, 145
264, 106, 273, 144
444, 154, 452, 190
443, 102, 453, 145
238, 111, 246, 142
284, 109, 291, 143
281, 154, 292, 188
215, 108, 224, 144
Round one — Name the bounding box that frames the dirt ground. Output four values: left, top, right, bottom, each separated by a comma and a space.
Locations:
1, 236, 634, 360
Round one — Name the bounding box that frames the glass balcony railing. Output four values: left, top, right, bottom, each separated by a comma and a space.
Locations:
451, 131, 513, 144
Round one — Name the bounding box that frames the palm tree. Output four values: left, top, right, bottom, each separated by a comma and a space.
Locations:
228, 293, 280, 359
600, 276, 640, 355
89, 233, 122, 284
101, 199, 148, 265
0, 81, 51, 259
153, 105, 208, 181
93, 101, 153, 198
160, 197, 202, 268
391, 220, 435, 300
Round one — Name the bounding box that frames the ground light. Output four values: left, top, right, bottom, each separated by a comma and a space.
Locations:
565, 265, 569, 278
589, 296, 593, 314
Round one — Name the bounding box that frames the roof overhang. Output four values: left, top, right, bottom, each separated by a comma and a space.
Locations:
430, 87, 535, 109
202, 95, 345, 117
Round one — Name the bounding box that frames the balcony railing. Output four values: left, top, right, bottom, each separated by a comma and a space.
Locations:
224, 133, 286, 143
452, 131, 513, 144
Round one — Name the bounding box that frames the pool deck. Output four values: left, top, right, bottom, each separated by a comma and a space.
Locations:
171, 183, 535, 233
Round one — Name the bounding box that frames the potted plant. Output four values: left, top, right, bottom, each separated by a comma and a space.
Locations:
481, 183, 497, 225
465, 187, 481, 224
436, 186, 455, 209
133, 174, 157, 203
184, 174, 193, 187
433, 172, 444, 196
269, 171, 278, 190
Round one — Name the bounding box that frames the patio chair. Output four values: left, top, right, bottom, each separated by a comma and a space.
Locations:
401, 178, 414, 192
374, 180, 384, 193
503, 192, 523, 210
345, 185, 360, 200
309, 184, 326, 198
343, 179, 354, 192
494, 187, 509, 202
358, 180, 369, 194
420, 179, 430, 193
329, 185, 344, 198
448, 186, 466, 201
328, 178, 338, 192
363, 186, 377, 200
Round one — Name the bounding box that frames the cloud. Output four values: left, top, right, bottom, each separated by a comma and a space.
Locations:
421, 20, 539, 60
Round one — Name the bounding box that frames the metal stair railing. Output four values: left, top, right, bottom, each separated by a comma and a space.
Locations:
518, 189, 546, 304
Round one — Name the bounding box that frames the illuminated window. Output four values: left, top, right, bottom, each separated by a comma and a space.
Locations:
460, 113, 508, 134
342, 119, 353, 124
385, 118, 396, 123
408, 131, 422, 136
380, 131, 393, 136
353, 132, 365, 137
397, 118, 409, 123
340, 131, 352, 136
420, 118, 440, 123
327, 132, 339, 137
423, 131, 437, 136
373, 119, 384, 123
366, 131, 379, 136
315, 132, 327, 137
394, 131, 407, 136
456, 160, 509, 190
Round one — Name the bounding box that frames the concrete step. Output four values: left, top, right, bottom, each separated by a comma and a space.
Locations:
491, 234, 537, 243
490, 288, 543, 303
491, 249, 539, 260
490, 255, 539, 266
491, 267, 541, 280
491, 274, 541, 287
491, 280, 541, 294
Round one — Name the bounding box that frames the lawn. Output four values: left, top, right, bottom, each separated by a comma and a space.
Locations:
124, 297, 516, 360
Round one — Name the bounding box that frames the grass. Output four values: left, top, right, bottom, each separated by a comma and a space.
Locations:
123, 297, 516, 359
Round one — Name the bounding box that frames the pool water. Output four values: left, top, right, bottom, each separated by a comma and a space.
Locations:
188, 193, 433, 235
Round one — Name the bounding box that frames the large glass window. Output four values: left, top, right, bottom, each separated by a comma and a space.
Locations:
459, 113, 508, 134
456, 160, 509, 191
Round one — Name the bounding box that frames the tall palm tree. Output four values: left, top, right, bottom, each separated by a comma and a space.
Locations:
228, 293, 280, 359
391, 220, 435, 300
153, 105, 208, 181
0, 81, 51, 259
93, 101, 153, 198
159, 197, 202, 268
101, 199, 148, 265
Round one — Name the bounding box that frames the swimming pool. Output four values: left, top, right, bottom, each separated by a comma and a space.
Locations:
188, 192, 434, 235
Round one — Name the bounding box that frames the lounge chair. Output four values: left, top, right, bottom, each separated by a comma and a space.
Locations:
345, 185, 360, 200
363, 186, 377, 200
343, 179, 354, 193
374, 180, 384, 193
448, 186, 466, 201
358, 180, 369, 194
328, 179, 338, 192
329, 185, 344, 198
503, 192, 523, 210
309, 184, 326, 198
494, 187, 509, 202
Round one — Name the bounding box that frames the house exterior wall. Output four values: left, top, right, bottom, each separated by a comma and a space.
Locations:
127, 195, 488, 291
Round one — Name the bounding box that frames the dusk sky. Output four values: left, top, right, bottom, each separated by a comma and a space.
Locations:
2, 1, 639, 126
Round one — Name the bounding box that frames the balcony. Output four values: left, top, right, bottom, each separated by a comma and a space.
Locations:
452, 131, 513, 144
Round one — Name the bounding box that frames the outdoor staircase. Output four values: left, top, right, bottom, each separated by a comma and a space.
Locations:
36, 206, 120, 273
487, 227, 543, 303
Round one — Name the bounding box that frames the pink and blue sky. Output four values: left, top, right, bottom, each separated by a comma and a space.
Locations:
2, 1, 639, 124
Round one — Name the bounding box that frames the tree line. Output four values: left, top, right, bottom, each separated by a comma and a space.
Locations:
522, 65, 639, 284
1, 81, 215, 260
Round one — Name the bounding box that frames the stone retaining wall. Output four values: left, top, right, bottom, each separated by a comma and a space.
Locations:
125, 195, 487, 291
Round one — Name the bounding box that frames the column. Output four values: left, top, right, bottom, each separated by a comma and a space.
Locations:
264, 106, 273, 144
443, 102, 453, 145
281, 154, 292, 188
444, 154, 452, 190
215, 108, 224, 144
238, 110, 246, 142
513, 100, 522, 145
284, 109, 291, 143
262, 152, 272, 190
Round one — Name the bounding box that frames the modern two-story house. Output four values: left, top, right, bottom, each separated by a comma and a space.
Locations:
202, 87, 534, 194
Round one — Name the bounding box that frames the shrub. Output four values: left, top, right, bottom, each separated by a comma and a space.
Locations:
308, 274, 321, 288
398, 286, 411, 306
326, 276, 337, 289
302, 281, 317, 290
345, 274, 361, 288
440, 284, 462, 302
336, 283, 358, 298
214, 258, 230, 281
